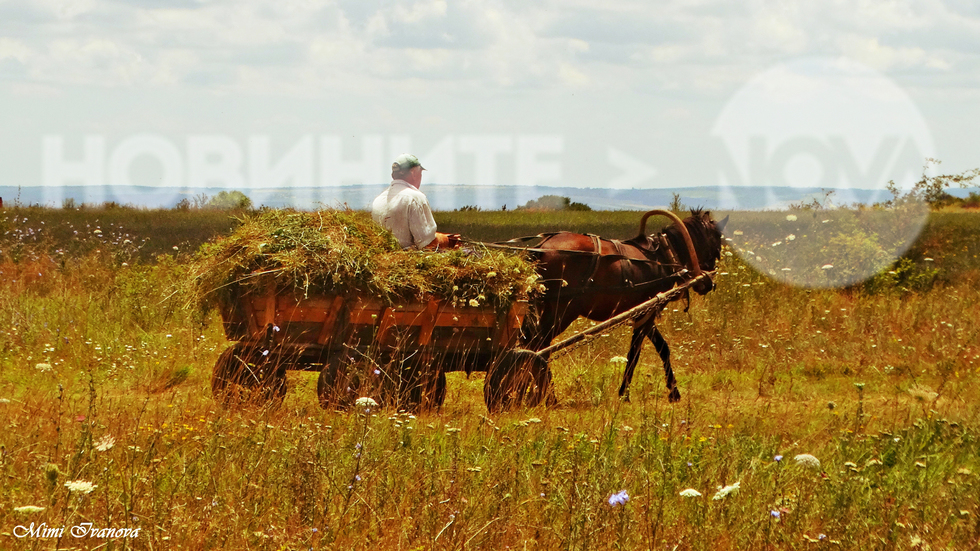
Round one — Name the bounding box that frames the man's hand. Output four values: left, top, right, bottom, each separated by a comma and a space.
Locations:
426, 232, 462, 249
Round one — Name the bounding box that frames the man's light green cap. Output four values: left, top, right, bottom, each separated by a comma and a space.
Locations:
392, 153, 425, 171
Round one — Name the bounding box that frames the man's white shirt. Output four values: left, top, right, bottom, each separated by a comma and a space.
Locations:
371, 180, 438, 249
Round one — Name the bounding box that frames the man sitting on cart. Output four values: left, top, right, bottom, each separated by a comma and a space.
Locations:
372, 153, 459, 250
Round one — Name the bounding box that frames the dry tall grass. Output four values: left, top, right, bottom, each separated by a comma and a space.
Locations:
0, 207, 978, 549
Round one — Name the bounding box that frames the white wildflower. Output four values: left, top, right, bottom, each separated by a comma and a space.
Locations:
0, 398, 10, 404
610, 356, 628, 365
354, 397, 378, 409
14, 505, 45, 514
821, 264, 834, 270
786, 214, 797, 221
786, 234, 796, 241
64, 480, 97, 494
794, 453, 821, 470
679, 488, 702, 498
35, 363, 53, 372
95, 435, 115, 452
712, 482, 740, 500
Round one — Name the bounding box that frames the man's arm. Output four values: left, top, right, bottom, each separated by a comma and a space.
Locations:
407, 199, 439, 249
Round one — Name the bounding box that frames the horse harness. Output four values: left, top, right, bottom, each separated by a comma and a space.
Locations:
489, 231, 688, 297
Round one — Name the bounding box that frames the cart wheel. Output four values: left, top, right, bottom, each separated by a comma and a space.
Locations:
408, 368, 446, 412
379, 355, 445, 413
317, 358, 355, 410
211, 342, 287, 407
484, 349, 551, 413
317, 356, 386, 410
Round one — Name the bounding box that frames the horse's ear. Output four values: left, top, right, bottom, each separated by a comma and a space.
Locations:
717, 215, 729, 233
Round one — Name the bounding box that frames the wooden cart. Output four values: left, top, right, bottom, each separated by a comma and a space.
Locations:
211, 289, 548, 412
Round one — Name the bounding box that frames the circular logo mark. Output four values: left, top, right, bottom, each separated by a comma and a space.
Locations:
712, 57, 934, 289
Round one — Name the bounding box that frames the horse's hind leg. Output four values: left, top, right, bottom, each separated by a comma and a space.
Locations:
618, 322, 650, 402
649, 326, 680, 403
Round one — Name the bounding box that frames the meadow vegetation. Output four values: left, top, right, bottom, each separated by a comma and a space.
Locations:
0, 204, 978, 550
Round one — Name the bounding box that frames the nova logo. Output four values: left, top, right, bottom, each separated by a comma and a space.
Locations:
711, 57, 934, 289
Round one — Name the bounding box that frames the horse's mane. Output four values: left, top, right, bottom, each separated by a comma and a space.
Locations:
661, 208, 711, 241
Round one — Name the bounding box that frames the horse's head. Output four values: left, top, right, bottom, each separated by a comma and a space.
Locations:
665, 209, 728, 295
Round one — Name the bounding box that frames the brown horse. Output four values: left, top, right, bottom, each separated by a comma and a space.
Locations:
521, 209, 727, 403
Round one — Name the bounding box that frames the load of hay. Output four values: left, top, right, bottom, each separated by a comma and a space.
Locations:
191, 209, 540, 314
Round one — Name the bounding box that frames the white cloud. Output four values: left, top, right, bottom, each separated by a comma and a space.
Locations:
839, 35, 951, 72
1, 0, 977, 98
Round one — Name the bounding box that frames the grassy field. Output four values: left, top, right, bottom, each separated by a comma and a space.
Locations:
0, 205, 979, 550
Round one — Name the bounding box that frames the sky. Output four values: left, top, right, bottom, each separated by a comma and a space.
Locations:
1, 0, 979, 208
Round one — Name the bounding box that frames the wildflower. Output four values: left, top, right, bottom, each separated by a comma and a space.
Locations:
679, 488, 702, 498
95, 435, 115, 452
608, 490, 629, 507
712, 482, 740, 500
13, 505, 45, 514
770, 510, 780, 518
786, 214, 797, 221
354, 397, 378, 409
774, 455, 783, 462
487, 271, 496, 278
821, 264, 834, 270
446, 427, 461, 433
469, 299, 480, 307
64, 480, 97, 494
786, 234, 795, 241
0, 398, 10, 404
35, 363, 53, 372
610, 356, 628, 365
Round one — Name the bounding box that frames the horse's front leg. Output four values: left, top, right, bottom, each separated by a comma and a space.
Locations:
618, 321, 650, 402
649, 326, 680, 403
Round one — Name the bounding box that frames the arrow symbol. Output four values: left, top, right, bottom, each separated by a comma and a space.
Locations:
607, 147, 657, 189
